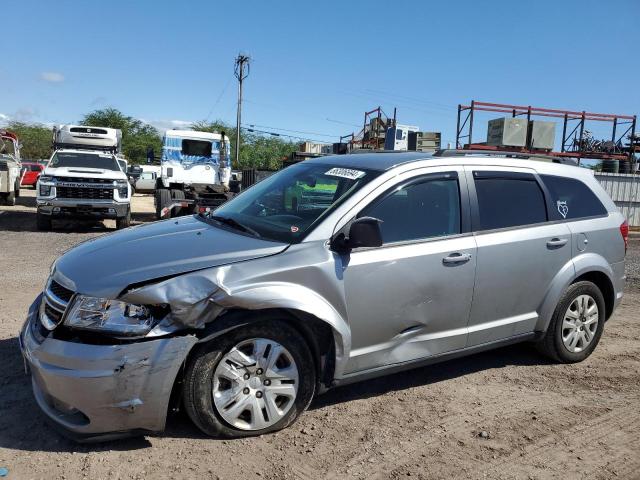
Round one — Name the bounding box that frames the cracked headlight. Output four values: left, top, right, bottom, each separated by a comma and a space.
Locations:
65, 295, 156, 336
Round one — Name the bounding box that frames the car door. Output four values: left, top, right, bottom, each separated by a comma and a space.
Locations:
465, 167, 572, 346
341, 167, 477, 374
135, 172, 156, 191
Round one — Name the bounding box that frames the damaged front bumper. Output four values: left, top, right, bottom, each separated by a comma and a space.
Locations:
19, 297, 197, 442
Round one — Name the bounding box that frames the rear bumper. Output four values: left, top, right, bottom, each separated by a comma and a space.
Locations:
19, 297, 197, 442
611, 260, 626, 312
37, 199, 129, 218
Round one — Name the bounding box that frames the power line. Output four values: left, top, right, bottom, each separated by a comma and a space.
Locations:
205, 77, 233, 122
241, 126, 331, 144
243, 123, 337, 138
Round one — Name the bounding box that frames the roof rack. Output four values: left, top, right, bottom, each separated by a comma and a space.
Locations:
53, 142, 118, 153
434, 148, 578, 165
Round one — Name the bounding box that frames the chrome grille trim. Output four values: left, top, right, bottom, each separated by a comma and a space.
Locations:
41, 278, 75, 331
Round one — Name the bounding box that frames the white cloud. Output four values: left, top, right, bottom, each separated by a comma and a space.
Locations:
40, 72, 65, 83
143, 118, 194, 133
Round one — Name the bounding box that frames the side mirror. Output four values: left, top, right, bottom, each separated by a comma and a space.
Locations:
332, 216, 383, 252
229, 179, 241, 194
146, 147, 155, 164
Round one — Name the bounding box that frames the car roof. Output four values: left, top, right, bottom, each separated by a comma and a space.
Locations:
307, 152, 433, 171
306, 150, 590, 179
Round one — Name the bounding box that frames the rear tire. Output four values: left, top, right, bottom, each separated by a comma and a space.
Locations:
183, 319, 316, 438
155, 188, 171, 219
170, 189, 186, 217
36, 212, 52, 231
536, 281, 605, 363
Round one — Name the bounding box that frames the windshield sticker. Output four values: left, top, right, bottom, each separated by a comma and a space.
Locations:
290, 225, 299, 233
325, 168, 365, 180
557, 201, 568, 219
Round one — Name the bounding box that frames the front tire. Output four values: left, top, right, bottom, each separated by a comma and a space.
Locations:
116, 208, 131, 229
36, 211, 52, 231
183, 319, 316, 438
536, 281, 605, 363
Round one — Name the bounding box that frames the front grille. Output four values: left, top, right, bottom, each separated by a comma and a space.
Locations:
50, 280, 74, 303
54, 176, 114, 184
57, 186, 114, 200
41, 278, 75, 331
44, 303, 63, 324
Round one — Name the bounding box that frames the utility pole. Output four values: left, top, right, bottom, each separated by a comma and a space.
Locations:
234, 54, 250, 169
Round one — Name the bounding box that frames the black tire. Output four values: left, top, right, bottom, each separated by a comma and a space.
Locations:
155, 188, 171, 219
183, 319, 316, 438
116, 208, 131, 230
170, 189, 186, 217
536, 281, 606, 363
6, 189, 16, 206
36, 211, 52, 231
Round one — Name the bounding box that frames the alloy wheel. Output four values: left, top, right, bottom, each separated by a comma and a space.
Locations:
562, 294, 599, 353
212, 338, 299, 431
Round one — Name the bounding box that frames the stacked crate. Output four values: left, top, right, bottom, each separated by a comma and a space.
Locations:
409, 131, 441, 152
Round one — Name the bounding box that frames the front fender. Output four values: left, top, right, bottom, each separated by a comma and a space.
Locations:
209, 283, 350, 378
122, 271, 351, 379
535, 252, 614, 332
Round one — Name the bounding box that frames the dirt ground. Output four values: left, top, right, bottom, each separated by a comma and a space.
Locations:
1, 189, 639, 480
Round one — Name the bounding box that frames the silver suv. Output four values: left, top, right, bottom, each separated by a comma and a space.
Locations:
20, 152, 627, 441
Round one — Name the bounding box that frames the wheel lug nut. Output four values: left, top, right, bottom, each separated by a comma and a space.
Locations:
264, 379, 271, 386
256, 391, 263, 398
243, 373, 250, 380
243, 387, 250, 394
256, 368, 263, 375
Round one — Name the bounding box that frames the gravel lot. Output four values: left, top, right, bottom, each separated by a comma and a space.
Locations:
1, 189, 639, 480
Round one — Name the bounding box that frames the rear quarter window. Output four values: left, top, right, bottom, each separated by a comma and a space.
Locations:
541, 175, 607, 221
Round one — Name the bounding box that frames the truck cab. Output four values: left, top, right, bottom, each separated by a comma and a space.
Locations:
155, 130, 232, 219
36, 125, 132, 230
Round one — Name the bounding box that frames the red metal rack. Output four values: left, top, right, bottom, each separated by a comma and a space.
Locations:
456, 101, 637, 162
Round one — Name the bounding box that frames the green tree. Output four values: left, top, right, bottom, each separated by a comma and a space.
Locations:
81, 108, 161, 163
5, 122, 52, 160
190, 120, 296, 170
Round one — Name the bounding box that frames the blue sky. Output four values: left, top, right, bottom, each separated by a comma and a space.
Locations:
2, 0, 638, 147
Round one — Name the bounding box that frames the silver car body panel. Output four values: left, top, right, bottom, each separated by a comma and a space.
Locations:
20, 153, 626, 439
20, 297, 197, 438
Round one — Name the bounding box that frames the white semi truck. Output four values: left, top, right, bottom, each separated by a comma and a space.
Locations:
36, 125, 132, 230
154, 130, 236, 219
0, 129, 22, 205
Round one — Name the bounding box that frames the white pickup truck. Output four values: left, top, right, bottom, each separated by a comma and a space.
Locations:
36, 125, 132, 230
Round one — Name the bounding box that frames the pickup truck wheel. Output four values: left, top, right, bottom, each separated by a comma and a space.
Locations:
536, 281, 605, 363
36, 212, 52, 231
6, 189, 16, 206
183, 319, 316, 438
116, 209, 131, 230
155, 188, 171, 219
170, 189, 186, 217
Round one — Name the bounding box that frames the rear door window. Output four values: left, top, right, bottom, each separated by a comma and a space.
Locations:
473, 172, 547, 230
541, 175, 607, 220
360, 174, 461, 244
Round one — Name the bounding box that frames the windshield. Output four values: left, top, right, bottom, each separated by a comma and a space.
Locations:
49, 152, 120, 171
211, 163, 379, 243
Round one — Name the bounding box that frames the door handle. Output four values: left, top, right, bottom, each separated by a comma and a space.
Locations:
443, 253, 472, 265
546, 238, 568, 248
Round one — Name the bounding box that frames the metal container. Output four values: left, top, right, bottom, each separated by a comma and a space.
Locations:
527, 121, 556, 150
487, 118, 527, 147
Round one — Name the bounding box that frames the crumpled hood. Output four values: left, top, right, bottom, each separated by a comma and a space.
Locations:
53, 215, 287, 298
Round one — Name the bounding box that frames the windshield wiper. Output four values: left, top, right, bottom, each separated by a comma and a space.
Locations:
210, 215, 261, 238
